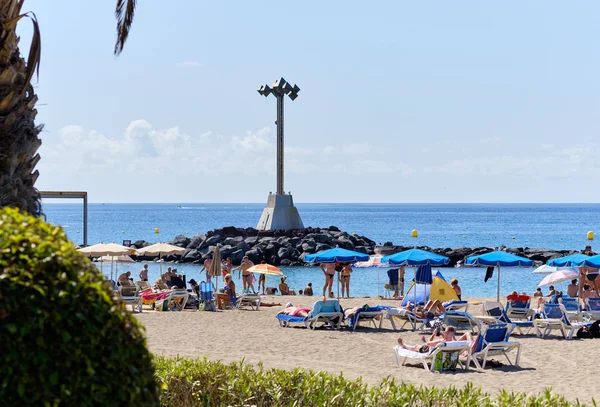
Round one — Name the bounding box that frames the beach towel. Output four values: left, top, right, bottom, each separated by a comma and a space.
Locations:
484, 266, 494, 282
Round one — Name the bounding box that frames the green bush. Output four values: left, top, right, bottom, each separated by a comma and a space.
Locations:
155, 356, 589, 407
0, 207, 159, 406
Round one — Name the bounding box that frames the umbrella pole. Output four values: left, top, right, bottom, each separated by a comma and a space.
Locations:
414, 266, 417, 306
497, 265, 501, 302
377, 268, 380, 298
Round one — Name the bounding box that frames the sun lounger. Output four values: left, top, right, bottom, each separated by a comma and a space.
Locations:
444, 300, 469, 312
198, 281, 216, 311
233, 293, 261, 310
559, 297, 583, 321
168, 289, 190, 311
384, 307, 435, 331
443, 311, 481, 333
471, 323, 521, 369
277, 300, 343, 330
347, 305, 390, 330
585, 298, 600, 320
119, 284, 142, 313
534, 303, 590, 339
483, 301, 533, 335
393, 340, 472, 372
505, 295, 534, 321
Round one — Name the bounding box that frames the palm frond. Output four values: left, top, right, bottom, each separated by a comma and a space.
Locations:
114, 0, 137, 55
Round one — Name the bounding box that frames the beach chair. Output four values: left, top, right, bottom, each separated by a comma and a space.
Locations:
585, 298, 600, 320
384, 307, 435, 331
443, 311, 481, 333
347, 305, 390, 330
199, 281, 215, 311
119, 284, 142, 313
533, 303, 589, 339
277, 300, 343, 330
505, 295, 534, 321
559, 297, 583, 321
136, 281, 152, 291
393, 341, 472, 372
444, 300, 469, 312
233, 293, 261, 311
471, 323, 521, 369
483, 301, 533, 335
168, 289, 190, 311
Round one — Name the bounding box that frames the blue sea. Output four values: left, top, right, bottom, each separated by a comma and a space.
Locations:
42, 203, 600, 299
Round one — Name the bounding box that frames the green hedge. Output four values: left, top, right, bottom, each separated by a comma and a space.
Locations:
0, 207, 159, 406
155, 357, 588, 407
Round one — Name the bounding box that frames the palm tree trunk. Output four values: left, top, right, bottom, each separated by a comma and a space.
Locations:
0, 0, 43, 216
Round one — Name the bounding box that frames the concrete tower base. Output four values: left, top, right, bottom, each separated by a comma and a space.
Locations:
256, 193, 304, 230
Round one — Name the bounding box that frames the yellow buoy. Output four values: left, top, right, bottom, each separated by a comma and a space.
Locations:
588, 231, 594, 240
411, 229, 418, 238
154, 228, 160, 234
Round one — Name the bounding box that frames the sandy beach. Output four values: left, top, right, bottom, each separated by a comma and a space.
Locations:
136, 296, 599, 403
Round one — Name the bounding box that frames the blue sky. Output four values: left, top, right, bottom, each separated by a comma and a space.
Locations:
23, 1, 600, 203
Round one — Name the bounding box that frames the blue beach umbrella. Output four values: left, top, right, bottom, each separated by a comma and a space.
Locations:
382, 249, 449, 305
547, 253, 590, 267
304, 248, 370, 263
466, 251, 533, 301
580, 255, 600, 269
305, 248, 370, 299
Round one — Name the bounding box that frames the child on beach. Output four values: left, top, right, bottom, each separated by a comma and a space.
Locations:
450, 278, 462, 300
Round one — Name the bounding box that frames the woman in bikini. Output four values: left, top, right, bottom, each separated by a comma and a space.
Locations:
320, 263, 336, 297
215, 274, 236, 310
397, 326, 473, 353
340, 263, 353, 297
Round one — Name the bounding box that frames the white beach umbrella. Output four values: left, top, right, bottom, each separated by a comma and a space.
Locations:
532, 265, 578, 275
79, 243, 138, 281
537, 269, 579, 288
136, 242, 185, 275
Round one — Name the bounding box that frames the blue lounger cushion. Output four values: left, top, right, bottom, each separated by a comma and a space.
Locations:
347, 305, 390, 328
276, 314, 307, 324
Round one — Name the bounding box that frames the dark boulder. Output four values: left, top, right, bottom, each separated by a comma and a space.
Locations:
315, 243, 332, 252
205, 235, 221, 246
223, 236, 244, 246
259, 237, 275, 245
236, 241, 250, 252
131, 240, 150, 249
245, 247, 264, 264
171, 235, 191, 248
268, 255, 280, 266
187, 233, 206, 249
328, 226, 340, 232
301, 241, 316, 253
265, 241, 282, 257
277, 247, 293, 259
306, 233, 331, 244
183, 249, 200, 262
231, 249, 245, 264
219, 245, 237, 259
354, 246, 368, 254
244, 236, 259, 246
280, 259, 293, 266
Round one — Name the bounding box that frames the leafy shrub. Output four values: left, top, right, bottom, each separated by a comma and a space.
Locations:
155, 356, 588, 407
0, 207, 159, 406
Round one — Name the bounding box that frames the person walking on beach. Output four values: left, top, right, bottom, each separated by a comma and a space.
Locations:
139, 264, 149, 282
233, 256, 254, 292
320, 263, 335, 297
340, 263, 353, 297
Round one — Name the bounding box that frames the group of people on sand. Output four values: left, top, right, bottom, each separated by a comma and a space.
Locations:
320, 262, 353, 298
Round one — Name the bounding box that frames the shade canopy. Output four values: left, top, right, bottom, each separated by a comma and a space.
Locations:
466, 251, 533, 267
532, 265, 578, 275
247, 263, 284, 276
354, 255, 389, 268
546, 253, 589, 267
537, 269, 579, 288
78, 243, 137, 257
135, 243, 185, 256
401, 271, 458, 306
581, 254, 600, 269
381, 248, 450, 266
304, 248, 370, 263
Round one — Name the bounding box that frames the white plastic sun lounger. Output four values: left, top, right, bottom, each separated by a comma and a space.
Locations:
393, 340, 472, 372
471, 323, 521, 369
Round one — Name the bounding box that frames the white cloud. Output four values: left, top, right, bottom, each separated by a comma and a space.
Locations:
175, 61, 202, 68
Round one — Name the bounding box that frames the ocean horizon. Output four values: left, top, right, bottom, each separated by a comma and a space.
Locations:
42, 202, 598, 298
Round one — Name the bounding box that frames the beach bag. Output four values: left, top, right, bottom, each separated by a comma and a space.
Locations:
577, 326, 593, 339
432, 351, 459, 372
155, 298, 169, 311
589, 320, 600, 338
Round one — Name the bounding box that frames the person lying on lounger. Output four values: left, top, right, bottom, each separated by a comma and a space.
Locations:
405, 299, 446, 319
278, 302, 311, 318
396, 326, 473, 353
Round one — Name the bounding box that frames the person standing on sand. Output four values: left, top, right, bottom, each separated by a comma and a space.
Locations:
340, 263, 353, 297
233, 256, 254, 291
450, 278, 462, 300
258, 273, 266, 294
221, 257, 232, 282
320, 263, 336, 296
139, 264, 149, 282
200, 254, 212, 280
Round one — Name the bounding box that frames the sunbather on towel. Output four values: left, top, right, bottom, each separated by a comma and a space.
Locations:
397, 326, 473, 353
344, 305, 379, 319
278, 302, 311, 317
